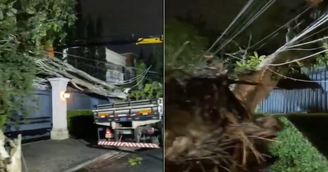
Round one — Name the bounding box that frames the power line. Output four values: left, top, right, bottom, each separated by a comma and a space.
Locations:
269, 48, 328, 67
269, 68, 328, 83
41, 55, 153, 85
213, 0, 277, 55
250, 7, 311, 50
51, 49, 160, 73
205, 0, 255, 54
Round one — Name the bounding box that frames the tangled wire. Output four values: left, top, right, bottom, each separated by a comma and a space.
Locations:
165, 61, 283, 172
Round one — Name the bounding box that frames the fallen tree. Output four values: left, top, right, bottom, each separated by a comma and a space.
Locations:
165, 58, 283, 172
34, 56, 127, 99
165, 1, 328, 171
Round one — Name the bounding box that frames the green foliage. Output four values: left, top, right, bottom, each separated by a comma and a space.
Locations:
148, 45, 163, 76
234, 51, 266, 73
165, 21, 209, 69
312, 42, 328, 68
165, 21, 268, 74
0, 115, 7, 128
128, 157, 142, 166
0, 0, 76, 125
67, 110, 92, 131
269, 117, 328, 172
130, 81, 163, 100
129, 60, 163, 100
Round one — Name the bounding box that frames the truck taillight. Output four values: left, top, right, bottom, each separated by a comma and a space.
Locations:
146, 128, 155, 134
106, 128, 110, 134
105, 128, 112, 138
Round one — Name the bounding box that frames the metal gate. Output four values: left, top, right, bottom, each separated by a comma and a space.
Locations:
4, 90, 52, 143
2, 89, 111, 143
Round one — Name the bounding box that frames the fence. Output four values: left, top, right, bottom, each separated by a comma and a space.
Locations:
257, 66, 328, 114
257, 88, 328, 113
4, 88, 110, 143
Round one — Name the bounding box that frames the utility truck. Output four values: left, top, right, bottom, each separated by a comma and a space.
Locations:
65, 35, 163, 149
93, 98, 163, 149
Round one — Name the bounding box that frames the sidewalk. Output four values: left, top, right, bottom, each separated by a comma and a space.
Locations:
23, 139, 117, 172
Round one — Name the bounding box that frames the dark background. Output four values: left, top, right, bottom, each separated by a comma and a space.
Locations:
69, 0, 163, 63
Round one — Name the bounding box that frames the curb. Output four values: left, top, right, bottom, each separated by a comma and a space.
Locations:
63, 151, 127, 172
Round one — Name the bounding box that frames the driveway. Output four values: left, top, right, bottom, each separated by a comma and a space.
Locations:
23, 139, 115, 172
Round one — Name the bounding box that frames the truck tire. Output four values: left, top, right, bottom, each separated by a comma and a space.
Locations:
134, 127, 141, 143
114, 129, 119, 142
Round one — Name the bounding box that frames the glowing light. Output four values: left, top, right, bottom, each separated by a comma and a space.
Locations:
60, 91, 70, 101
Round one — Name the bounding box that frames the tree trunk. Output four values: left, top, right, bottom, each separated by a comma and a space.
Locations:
233, 51, 303, 113
234, 69, 279, 113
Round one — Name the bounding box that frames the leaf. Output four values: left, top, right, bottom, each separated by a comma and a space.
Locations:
0, 10, 3, 20
254, 51, 258, 58
259, 55, 266, 60
10, 8, 17, 14
236, 61, 243, 67
25, 7, 36, 14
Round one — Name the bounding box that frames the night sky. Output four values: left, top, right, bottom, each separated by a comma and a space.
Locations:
78, 0, 163, 59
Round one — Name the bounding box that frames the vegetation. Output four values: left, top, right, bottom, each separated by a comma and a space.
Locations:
0, 0, 77, 127
128, 157, 142, 166
67, 110, 96, 139
165, 21, 209, 70
67, 110, 92, 130
129, 60, 163, 100
165, 3, 328, 170
269, 117, 328, 172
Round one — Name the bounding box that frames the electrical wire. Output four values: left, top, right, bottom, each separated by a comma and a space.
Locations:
205, 0, 255, 54
286, 36, 328, 49
286, 46, 323, 51
269, 48, 328, 66
52, 49, 160, 73
53, 50, 126, 68
268, 68, 328, 83
249, 7, 311, 50
215, 0, 275, 53
129, 67, 151, 90
213, 0, 277, 55
277, 14, 328, 52
297, 26, 328, 43
41, 51, 154, 86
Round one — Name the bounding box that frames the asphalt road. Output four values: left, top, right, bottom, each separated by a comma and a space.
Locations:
79, 148, 163, 172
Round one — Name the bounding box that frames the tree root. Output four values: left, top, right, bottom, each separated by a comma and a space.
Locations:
165, 71, 283, 172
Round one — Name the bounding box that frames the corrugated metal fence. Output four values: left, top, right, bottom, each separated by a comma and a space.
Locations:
257, 66, 328, 114
4, 89, 110, 142
257, 88, 328, 113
